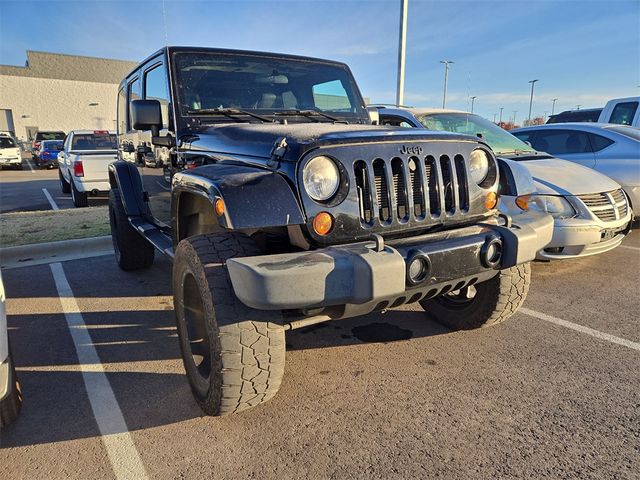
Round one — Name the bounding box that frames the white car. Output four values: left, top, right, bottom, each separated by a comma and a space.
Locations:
0, 134, 22, 170
377, 107, 633, 260
1, 272, 22, 429
58, 130, 118, 207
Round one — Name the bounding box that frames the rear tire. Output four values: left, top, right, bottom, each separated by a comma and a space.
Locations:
70, 178, 88, 207
109, 189, 155, 271
420, 263, 531, 330
0, 352, 22, 429
173, 233, 285, 416
59, 169, 71, 194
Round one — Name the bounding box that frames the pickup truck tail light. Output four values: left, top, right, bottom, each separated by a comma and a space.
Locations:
73, 160, 84, 177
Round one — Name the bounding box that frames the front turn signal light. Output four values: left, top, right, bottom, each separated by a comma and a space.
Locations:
215, 198, 225, 216
485, 191, 498, 210
313, 212, 333, 236
515, 195, 530, 211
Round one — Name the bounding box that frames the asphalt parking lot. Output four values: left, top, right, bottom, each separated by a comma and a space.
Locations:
0, 157, 166, 213
1, 228, 638, 478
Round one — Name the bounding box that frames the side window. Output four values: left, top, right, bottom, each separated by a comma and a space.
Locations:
312, 80, 351, 111
144, 64, 170, 129
117, 87, 127, 134
530, 130, 592, 155
512, 131, 532, 143
589, 134, 614, 152
609, 102, 638, 126
381, 116, 415, 128
127, 77, 140, 132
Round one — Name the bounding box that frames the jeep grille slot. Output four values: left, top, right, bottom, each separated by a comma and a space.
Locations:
352, 151, 470, 229
454, 154, 469, 212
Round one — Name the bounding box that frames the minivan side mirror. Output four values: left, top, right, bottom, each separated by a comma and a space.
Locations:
131, 99, 162, 136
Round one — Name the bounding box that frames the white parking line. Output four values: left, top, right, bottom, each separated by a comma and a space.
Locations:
619, 245, 640, 251
25, 158, 35, 173
42, 188, 59, 210
520, 307, 640, 352
49, 263, 149, 480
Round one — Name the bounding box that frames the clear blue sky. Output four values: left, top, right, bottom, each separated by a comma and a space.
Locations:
1, 0, 638, 122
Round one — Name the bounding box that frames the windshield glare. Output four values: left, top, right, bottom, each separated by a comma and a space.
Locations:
173, 52, 367, 122
417, 113, 535, 155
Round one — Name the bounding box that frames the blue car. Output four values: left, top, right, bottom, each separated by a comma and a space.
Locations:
35, 139, 63, 168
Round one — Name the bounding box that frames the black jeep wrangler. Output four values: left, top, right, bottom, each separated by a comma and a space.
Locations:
109, 47, 553, 416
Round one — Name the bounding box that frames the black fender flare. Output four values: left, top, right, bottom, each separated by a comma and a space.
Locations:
172, 164, 305, 232
108, 160, 147, 216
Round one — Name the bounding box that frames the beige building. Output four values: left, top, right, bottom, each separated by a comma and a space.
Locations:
0, 51, 137, 140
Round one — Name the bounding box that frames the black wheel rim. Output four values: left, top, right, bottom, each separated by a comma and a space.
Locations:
435, 286, 478, 310
181, 273, 212, 386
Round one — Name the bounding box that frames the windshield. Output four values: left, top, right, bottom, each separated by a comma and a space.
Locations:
71, 133, 117, 150
417, 112, 536, 155
0, 137, 16, 148
42, 140, 62, 150
172, 52, 368, 122
606, 125, 640, 141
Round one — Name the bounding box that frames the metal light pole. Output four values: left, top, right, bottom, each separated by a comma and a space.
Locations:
396, 0, 408, 106
499, 107, 504, 125
527, 79, 539, 122
470, 96, 477, 113
493, 113, 497, 123
551, 98, 558, 115
512, 110, 518, 125
543, 111, 548, 122
440, 60, 454, 108
576, 104, 581, 110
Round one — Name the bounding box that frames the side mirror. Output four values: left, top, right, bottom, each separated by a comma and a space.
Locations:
131, 99, 162, 136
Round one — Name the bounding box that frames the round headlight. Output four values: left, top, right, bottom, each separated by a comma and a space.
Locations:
303, 156, 340, 201
469, 149, 490, 185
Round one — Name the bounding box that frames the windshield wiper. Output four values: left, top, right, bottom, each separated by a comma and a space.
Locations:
274, 109, 345, 123
187, 108, 272, 123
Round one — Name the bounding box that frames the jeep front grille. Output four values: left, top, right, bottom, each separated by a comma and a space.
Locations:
355, 154, 470, 227
578, 189, 628, 222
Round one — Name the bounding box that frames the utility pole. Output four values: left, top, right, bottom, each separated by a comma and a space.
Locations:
512, 110, 518, 125
499, 107, 504, 125
470, 96, 477, 113
528, 79, 539, 122
395, 0, 408, 106
440, 60, 454, 108
551, 98, 558, 115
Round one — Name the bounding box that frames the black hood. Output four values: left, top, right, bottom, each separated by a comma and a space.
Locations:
182, 123, 476, 161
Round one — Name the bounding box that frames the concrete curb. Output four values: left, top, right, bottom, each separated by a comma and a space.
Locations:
0, 236, 113, 270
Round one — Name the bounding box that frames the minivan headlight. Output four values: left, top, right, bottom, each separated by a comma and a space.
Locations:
303, 156, 340, 201
516, 194, 576, 219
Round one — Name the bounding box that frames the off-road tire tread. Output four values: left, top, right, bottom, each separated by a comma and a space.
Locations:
174, 233, 285, 416
422, 263, 531, 330
109, 189, 155, 271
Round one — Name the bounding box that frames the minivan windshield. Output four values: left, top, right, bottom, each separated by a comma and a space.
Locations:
172, 52, 368, 123
417, 112, 536, 155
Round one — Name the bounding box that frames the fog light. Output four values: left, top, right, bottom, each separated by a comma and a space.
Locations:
313, 212, 333, 236
406, 252, 431, 285
481, 237, 502, 268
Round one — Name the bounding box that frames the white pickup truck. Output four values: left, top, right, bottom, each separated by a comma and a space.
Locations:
58, 130, 118, 207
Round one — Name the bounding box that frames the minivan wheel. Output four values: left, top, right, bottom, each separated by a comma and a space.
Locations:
420, 263, 531, 330
173, 233, 285, 416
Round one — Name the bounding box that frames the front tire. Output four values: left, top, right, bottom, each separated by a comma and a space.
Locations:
420, 263, 531, 330
70, 178, 88, 207
0, 352, 22, 429
109, 189, 155, 271
173, 233, 285, 416
59, 169, 70, 193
